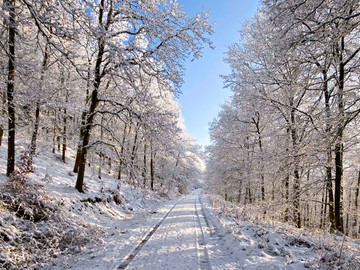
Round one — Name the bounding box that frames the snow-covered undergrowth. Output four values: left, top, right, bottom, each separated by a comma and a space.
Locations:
0, 144, 169, 270
205, 194, 360, 270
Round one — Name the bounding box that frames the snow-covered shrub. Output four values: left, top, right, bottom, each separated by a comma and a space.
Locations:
0, 180, 104, 270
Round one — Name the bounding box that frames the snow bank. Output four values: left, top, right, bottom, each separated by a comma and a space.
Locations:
204, 194, 360, 270
0, 145, 170, 269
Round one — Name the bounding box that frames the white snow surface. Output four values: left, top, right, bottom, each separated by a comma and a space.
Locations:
1, 144, 360, 269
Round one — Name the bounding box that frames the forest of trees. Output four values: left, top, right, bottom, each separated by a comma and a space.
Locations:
206, 0, 360, 237
1, 0, 211, 194
4, 0, 360, 242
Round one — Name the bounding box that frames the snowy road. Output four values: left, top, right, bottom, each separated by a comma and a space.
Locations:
114, 190, 253, 270
55, 189, 244, 270
118, 191, 212, 270
54, 190, 318, 270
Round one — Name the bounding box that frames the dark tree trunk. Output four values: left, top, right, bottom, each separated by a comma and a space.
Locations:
244, 136, 253, 205
323, 68, 336, 231
29, 100, 40, 157
284, 130, 290, 222
6, 0, 16, 177
98, 116, 105, 179
30, 43, 49, 160
150, 140, 155, 191
0, 91, 5, 145
253, 112, 265, 201
334, 139, 344, 232
142, 142, 147, 188
293, 167, 301, 228
150, 153, 155, 191
75, 0, 111, 192
61, 72, 68, 163
73, 60, 91, 172
327, 148, 335, 230
129, 122, 140, 185
320, 187, 327, 229
237, 180, 242, 203
117, 123, 128, 180
284, 175, 289, 222
52, 110, 57, 154
346, 191, 351, 235
290, 105, 301, 228
306, 202, 310, 227
245, 183, 252, 204
334, 37, 345, 233
75, 82, 100, 192
62, 106, 67, 163
57, 132, 61, 152
354, 170, 360, 237
0, 126, 3, 145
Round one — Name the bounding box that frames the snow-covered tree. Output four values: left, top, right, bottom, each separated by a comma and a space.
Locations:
209, 0, 360, 235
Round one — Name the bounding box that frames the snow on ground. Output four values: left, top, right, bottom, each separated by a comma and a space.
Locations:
205, 195, 360, 270
0, 143, 170, 269
1, 143, 360, 269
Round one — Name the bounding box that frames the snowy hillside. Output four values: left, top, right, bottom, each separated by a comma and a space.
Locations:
0, 144, 173, 269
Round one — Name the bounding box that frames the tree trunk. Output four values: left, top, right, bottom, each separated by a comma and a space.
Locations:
320, 186, 327, 229
62, 106, 67, 163
73, 61, 91, 172
150, 140, 155, 191
327, 148, 336, 229
293, 167, 301, 228
75, 81, 100, 192
0, 126, 3, 145
29, 100, 40, 157
323, 68, 336, 231
97, 116, 105, 179
29, 43, 49, 160
284, 129, 290, 222
0, 91, 5, 145
253, 112, 265, 201
61, 76, 68, 163
354, 170, 360, 238
245, 183, 252, 204
117, 123, 128, 180
142, 142, 147, 188
306, 201, 310, 227
290, 106, 301, 228
6, 0, 16, 177
346, 191, 351, 235
284, 175, 289, 222
237, 180, 242, 203
334, 140, 344, 232
150, 152, 155, 191
75, 0, 110, 192
244, 136, 253, 204
334, 37, 345, 233
73, 111, 87, 172
52, 110, 57, 154
0, 81, 4, 145
129, 122, 140, 185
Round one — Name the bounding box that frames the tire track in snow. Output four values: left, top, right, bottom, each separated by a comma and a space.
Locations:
199, 195, 214, 237
117, 197, 183, 270
194, 197, 212, 270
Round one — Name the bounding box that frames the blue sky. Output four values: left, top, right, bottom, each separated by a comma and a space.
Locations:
177, 0, 260, 147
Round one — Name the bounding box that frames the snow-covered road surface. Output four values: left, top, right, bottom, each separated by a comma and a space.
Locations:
53, 190, 321, 270
114, 189, 263, 270
54, 190, 247, 270
118, 191, 211, 269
